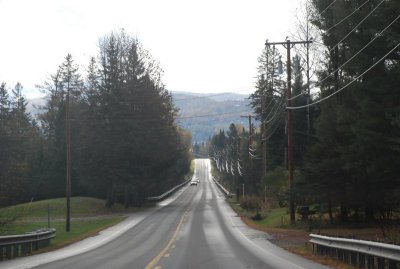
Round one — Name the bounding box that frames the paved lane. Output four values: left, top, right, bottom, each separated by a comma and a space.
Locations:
2, 159, 329, 269
153, 159, 329, 269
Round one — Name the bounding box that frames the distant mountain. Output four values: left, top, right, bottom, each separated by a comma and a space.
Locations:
172, 91, 250, 102
27, 91, 255, 143
172, 91, 253, 143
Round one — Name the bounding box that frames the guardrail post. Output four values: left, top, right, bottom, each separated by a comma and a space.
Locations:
359, 253, 366, 268
338, 249, 344, 261
316, 244, 322, 255
33, 240, 39, 251
14, 244, 20, 257
310, 234, 400, 269
330, 247, 337, 259
377, 257, 384, 269
343, 250, 349, 263
367, 255, 375, 269
5, 245, 12, 259
350, 251, 357, 266
21, 242, 31, 255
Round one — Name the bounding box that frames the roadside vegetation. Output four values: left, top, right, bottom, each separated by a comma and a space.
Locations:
205, 0, 400, 248
0, 30, 192, 212
0, 197, 136, 251
227, 197, 385, 269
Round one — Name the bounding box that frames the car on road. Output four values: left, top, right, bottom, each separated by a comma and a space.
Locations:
190, 180, 198, 186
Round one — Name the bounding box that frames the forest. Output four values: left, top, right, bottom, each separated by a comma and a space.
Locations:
207, 0, 400, 224
0, 31, 192, 208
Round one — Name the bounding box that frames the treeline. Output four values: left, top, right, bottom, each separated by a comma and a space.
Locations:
209, 0, 400, 223
0, 31, 192, 208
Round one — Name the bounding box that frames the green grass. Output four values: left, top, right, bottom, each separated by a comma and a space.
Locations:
48, 218, 124, 249
0, 197, 132, 220
253, 207, 290, 228
0, 197, 139, 252
226, 197, 291, 228
0, 217, 123, 249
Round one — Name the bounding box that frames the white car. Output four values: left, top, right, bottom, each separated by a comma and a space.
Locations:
190, 180, 198, 186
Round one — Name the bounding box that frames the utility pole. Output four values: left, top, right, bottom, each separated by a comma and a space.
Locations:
261, 95, 267, 179
240, 114, 253, 166
265, 39, 312, 226
65, 82, 71, 232
306, 35, 311, 135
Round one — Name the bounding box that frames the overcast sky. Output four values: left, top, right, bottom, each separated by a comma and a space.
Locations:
0, 0, 303, 98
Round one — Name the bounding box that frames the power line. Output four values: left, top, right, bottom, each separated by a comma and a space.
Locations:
325, 0, 371, 32
316, 14, 400, 87
329, 0, 386, 52
318, 0, 339, 17
287, 91, 305, 101
265, 93, 286, 124
287, 42, 400, 110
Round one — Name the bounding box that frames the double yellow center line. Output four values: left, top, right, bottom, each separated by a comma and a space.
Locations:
144, 210, 188, 269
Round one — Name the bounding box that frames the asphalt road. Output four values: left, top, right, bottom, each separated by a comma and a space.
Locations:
3, 159, 329, 269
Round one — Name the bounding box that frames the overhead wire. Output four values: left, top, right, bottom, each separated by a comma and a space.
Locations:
287, 41, 400, 110
287, 91, 305, 101
264, 92, 287, 124
318, 0, 339, 17
329, 0, 386, 52
315, 14, 400, 87
325, 0, 371, 32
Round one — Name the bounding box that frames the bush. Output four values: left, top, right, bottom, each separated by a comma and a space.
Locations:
241, 195, 262, 212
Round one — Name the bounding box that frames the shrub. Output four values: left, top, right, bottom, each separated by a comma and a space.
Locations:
241, 195, 262, 212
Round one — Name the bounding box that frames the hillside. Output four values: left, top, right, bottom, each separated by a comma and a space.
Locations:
27, 92, 253, 143
172, 92, 253, 142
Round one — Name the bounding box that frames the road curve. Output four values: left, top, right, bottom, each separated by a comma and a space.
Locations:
1, 159, 329, 269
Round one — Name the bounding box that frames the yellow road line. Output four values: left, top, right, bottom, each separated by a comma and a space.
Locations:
144, 211, 187, 269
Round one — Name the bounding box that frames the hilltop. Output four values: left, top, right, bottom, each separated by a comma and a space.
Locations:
26, 91, 253, 143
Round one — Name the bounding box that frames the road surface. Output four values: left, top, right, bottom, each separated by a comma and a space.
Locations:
2, 159, 329, 269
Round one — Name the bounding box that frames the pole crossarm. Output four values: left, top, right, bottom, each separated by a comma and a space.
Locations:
265, 40, 313, 46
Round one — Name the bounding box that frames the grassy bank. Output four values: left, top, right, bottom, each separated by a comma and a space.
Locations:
227, 199, 378, 269
0, 197, 138, 251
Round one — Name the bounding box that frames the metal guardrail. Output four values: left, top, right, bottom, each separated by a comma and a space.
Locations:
147, 179, 191, 202
310, 233, 400, 269
212, 177, 233, 197
0, 228, 56, 260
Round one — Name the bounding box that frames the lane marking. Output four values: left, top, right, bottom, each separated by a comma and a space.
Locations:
144, 210, 187, 269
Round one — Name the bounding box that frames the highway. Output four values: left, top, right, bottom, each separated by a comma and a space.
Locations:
3, 159, 329, 269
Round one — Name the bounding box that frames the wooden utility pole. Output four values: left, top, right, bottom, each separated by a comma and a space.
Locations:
65, 83, 71, 232
265, 39, 312, 226
261, 95, 267, 179
240, 114, 253, 165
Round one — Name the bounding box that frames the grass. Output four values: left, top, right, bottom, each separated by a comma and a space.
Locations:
0, 197, 139, 253
1, 218, 123, 250
228, 198, 291, 228
226, 200, 369, 269
255, 207, 291, 228
0, 197, 132, 220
